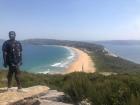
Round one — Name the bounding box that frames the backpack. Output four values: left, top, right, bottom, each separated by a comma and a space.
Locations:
3, 40, 22, 66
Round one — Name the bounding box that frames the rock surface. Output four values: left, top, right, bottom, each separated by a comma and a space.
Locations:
0, 86, 49, 105
39, 90, 73, 105
0, 86, 73, 105
14, 90, 73, 105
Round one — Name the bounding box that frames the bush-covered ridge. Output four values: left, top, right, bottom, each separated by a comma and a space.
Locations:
1, 70, 140, 105
21, 72, 140, 105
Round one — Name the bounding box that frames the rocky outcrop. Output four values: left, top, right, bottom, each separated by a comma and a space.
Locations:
0, 86, 49, 105
0, 86, 73, 105
14, 90, 73, 105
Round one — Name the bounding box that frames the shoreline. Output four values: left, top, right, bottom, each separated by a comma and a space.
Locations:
63, 46, 96, 74
39, 45, 96, 74
103, 47, 140, 64
103, 48, 118, 58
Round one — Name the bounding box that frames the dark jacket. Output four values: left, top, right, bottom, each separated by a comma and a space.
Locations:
2, 40, 22, 66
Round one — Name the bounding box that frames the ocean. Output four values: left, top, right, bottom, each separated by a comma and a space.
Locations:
97, 42, 140, 64
0, 44, 75, 73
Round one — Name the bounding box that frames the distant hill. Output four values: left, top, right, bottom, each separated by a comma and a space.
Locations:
22, 38, 72, 45
22, 38, 103, 48
94, 40, 140, 45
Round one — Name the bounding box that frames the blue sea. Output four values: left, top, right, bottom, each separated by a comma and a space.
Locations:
97, 42, 140, 64
0, 44, 75, 73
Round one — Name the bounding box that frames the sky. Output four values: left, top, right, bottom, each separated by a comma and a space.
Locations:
0, 0, 140, 40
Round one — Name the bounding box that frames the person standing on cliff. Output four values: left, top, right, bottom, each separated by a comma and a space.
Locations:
2, 31, 23, 91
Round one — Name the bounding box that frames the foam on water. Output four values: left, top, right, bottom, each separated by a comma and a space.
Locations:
51, 63, 62, 67
50, 46, 76, 69
99, 43, 140, 64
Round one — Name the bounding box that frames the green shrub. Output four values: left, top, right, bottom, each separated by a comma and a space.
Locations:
0, 70, 140, 105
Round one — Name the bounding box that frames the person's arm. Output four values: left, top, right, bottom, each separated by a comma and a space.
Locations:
19, 42, 22, 65
2, 42, 8, 68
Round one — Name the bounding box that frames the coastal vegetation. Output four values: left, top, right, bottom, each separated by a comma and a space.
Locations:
1, 70, 140, 105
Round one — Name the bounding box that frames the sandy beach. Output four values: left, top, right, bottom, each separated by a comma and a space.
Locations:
64, 47, 96, 74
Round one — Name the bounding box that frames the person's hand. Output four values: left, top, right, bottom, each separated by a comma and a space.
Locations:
20, 62, 23, 66
3, 63, 7, 68
18, 62, 22, 66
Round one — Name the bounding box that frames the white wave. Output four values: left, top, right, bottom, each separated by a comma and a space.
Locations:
41, 44, 76, 60
51, 59, 73, 68
67, 48, 76, 60
59, 61, 69, 67
51, 63, 62, 67
104, 48, 118, 57
67, 55, 74, 59
62, 47, 78, 68
51, 62, 68, 67
40, 45, 77, 70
